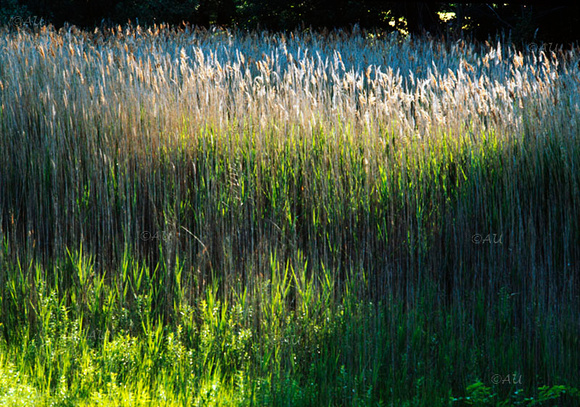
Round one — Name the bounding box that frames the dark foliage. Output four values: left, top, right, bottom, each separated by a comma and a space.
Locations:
1, 2, 578, 44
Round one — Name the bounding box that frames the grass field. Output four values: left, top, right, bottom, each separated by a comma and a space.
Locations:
0, 24, 579, 406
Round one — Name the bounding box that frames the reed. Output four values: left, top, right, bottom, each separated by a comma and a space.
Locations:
0, 24, 579, 405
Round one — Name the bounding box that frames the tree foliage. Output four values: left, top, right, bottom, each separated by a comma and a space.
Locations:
1, 1, 578, 42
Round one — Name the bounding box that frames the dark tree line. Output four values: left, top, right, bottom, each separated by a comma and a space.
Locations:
1, 0, 578, 42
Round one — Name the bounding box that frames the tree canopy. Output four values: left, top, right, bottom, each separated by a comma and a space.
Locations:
1, 1, 578, 42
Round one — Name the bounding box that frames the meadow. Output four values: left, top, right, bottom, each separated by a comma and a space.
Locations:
0, 24, 579, 406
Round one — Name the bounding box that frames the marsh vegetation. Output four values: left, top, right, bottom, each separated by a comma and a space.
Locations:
0, 24, 579, 405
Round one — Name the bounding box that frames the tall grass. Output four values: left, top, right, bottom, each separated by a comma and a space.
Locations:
0, 24, 579, 405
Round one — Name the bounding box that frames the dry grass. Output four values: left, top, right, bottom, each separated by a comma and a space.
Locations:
0, 24, 579, 405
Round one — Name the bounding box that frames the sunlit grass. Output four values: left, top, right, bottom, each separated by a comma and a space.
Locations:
0, 24, 579, 405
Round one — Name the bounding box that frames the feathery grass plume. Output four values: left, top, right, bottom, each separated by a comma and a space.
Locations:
0, 24, 579, 405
